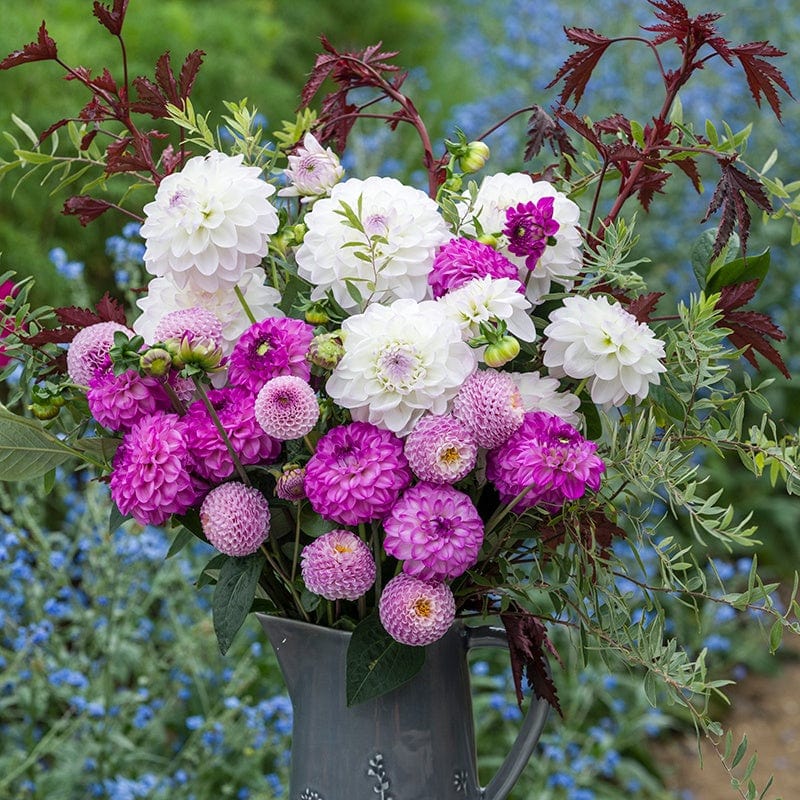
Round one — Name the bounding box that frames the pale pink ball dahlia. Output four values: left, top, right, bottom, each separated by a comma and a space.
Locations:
379, 574, 455, 646
486, 411, 605, 511
66, 321, 133, 387
383, 482, 484, 581
200, 482, 271, 557
153, 306, 224, 348
228, 317, 314, 393
428, 237, 520, 298
110, 412, 198, 526
304, 422, 412, 526
87, 364, 171, 431
451, 369, 525, 449
404, 414, 478, 484
301, 529, 376, 601
254, 376, 319, 440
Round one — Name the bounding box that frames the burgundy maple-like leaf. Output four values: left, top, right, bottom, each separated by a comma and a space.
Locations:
131, 75, 169, 117
154, 51, 182, 107
178, 50, 205, 101
546, 27, 613, 107
643, 1, 727, 52
0, 21, 58, 70
523, 105, 577, 169
62, 195, 113, 226
702, 158, 772, 260
92, 0, 130, 36
627, 291, 665, 324
730, 41, 794, 121
554, 107, 604, 152
501, 612, 562, 716
717, 279, 789, 378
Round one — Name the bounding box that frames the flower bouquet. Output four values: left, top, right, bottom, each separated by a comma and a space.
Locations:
1, 0, 799, 792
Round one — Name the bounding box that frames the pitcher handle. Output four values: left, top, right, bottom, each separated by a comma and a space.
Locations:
465, 624, 550, 800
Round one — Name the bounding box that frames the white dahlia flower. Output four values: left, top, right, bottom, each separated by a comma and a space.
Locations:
326, 298, 476, 436
542, 294, 666, 407
295, 176, 450, 312
133, 267, 283, 355
509, 371, 581, 426
277, 132, 345, 203
438, 276, 537, 343
460, 172, 583, 304
140, 151, 279, 292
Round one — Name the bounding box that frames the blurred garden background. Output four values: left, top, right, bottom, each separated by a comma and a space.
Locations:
1, 1, 799, 798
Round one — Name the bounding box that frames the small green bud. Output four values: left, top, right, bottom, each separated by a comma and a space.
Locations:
29, 402, 60, 420
460, 141, 490, 173
304, 304, 330, 325
307, 331, 345, 370
174, 335, 224, 373
140, 347, 173, 377
484, 335, 520, 368
477, 233, 500, 249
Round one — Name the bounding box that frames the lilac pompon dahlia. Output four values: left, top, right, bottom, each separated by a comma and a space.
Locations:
153, 306, 224, 349
301, 530, 376, 601
404, 414, 477, 484
275, 466, 306, 502
254, 376, 319, 440
67, 321, 133, 387
428, 237, 519, 298
379, 574, 455, 646
184, 387, 281, 482
228, 317, 314, 393
304, 422, 412, 526
452, 369, 525, 449
200, 482, 270, 557
383, 483, 484, 580
88, 365, 171, 431
487, 411, 605, 511
110, 412, 198, 526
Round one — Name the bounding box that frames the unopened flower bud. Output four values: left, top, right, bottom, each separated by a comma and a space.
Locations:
278, 132, 345, 204
30, 402, 60, 421
276, 465, 307, 502
304, 304, 329, 325
175, 335, 224, 372
477, 233, 499, 249
460, 141, 490, 173
484, 335, 520, 368
307, 331, 345, 370
140, 347, 173, 377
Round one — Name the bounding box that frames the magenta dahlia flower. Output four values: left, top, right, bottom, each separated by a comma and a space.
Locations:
110, 412, 198, 526
452, 369, 525, 449
301, 529, 376, 601
379, 574, 455, 646
304, 422, 412, 526
87, 364, 171, 431
428, 237, 519, 298
200, 482, 270, 557
383, 482, 484, 581
486, 411, 605, 511
503, 197, 560, 271
227, 317, 314, 393
184, 387, 281, 482
254, 375, 319, 440
404, 414, 478, 484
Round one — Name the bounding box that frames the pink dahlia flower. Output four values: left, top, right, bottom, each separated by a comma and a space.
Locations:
301, 529, 376, 601
184, 387, 281, 482
304, 422, 412, 526
66, 321, 133, 387
428, 237, 520, 298
228, 317, 314, 393
379, 574, 455, 646
503, 197, 560, 271
110, 412, 198, 526
87, 364, 171, 431
486, 410, 605, 511
383, 482, 484, 581
404, 414, 478, 484
153, 306, 224, 349
452, 369, 525, 449
200, 482, 270, 557
254, 375, 319, 440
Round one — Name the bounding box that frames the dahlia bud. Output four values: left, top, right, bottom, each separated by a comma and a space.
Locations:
275, 465, 307, 502
307, 331, 345, 370
304, 304, 330, 325
460, 141, 490, 173
278, 132, 345, 204
173, 335, 224, 373
139, 347, 173, 377
484, 335, 520, 368
477, 233, 500, 249
29, 401, 61, 420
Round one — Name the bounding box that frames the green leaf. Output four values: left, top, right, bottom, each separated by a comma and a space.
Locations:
299, 505, 339, 537
108, 504, 129, 534
705, 249, 770, 294
769, 618, 784, 653
690, 228, 739, 289
346, 612, 425, 706
13, 149, 54, 165
0, 405, 78, 481
197, 553, 228, 589
212, 552, 265, 654
578, 392, 603, 440
166, 526, 196, 559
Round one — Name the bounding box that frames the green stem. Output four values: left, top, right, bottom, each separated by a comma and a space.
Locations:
234, 284, 257, 325
290, 508, 302, 585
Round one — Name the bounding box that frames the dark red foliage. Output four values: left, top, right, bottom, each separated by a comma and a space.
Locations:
62, 196, 113, 226
92, 0, 130, 36
729, 41, 794, 122
546, 27, 612, 107
0, 21, 57, 70
627, 292, 665, 324
501, 611, 563, 716
523, 106, 577, 175
716, 280, 789, 378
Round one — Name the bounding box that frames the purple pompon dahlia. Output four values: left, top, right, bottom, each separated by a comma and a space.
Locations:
486, 411, 605, 511
304, 422, 412, 526
301, 529, 376, 601
254, 375, 319, 440
428, 237, 519, 299
200, 482, 270, 557
88, 364, 172, 431
184, 387, 281, 482
227, 317, 315, 393
66, 321, 133, 387
404, 414, 478, 484
451, 369, 525, 449
153, 306, 224, 349
110, 412, 198, 526
383, 482, 484, 581
503, 197, 560, 271
379, 574, 455, 646
275, 466, 306, 502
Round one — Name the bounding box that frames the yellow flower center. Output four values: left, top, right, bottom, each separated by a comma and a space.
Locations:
333, 543, 352, 554
440, 446, 461, 465
413, 597, 432, 618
